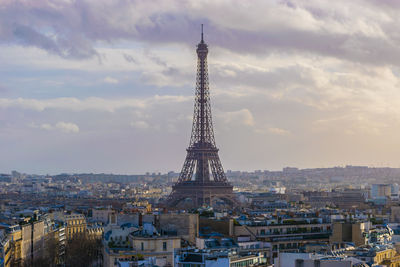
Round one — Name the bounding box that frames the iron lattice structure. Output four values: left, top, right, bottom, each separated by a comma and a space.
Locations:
166, 26, 237, 208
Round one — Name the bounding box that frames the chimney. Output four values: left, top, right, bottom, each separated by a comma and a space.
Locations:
139, 213, 143, 227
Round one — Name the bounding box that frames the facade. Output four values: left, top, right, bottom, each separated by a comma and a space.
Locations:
87, 226, 104, 239
7, 225, 22, 266
103, 219, 184, 267
233, 221, 331, 255
332, 189, 367, 209
115, 257, 157, 267
131, 235, 180, 266
103, 247, 138, 267
392, 206, 400, 222
329, 221, 370, 247
305, 190, 367, 209
103, 234, 181, 267
274, 253, 364, 267
0, 215, 97, 266
174, 248, 266, 267
63, 214, 87, 239
371, 184, 392, 199
157, 213, 199, 244
347, 246, 400, 266
20, 220, 45, 264
54, 226, 66, 265
92, 208, 114, 224
0, 230, 11, 267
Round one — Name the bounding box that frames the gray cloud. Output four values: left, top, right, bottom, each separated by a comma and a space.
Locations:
1, 0, 400, 66
123, 53, 137, 63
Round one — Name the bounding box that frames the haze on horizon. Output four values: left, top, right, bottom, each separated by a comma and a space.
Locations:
2, 0, 400, 174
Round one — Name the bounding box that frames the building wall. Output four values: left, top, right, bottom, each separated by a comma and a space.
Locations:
131, 236, 181, 266
20, 221, 45, 263
330, 221, 369, 247
302, 259, 352, 267
274, 252, 312, 267
330, 223, 344, 244
352, 222, 368, 246
200, 218, 230, 236
204, 257, 229, 267
234, 223, 330, 252
158, 213, 199, 244
391, 206, 400, 222
103, 247, 137, 267
65, 215, 87, 239
275, 253, 353, 267
230, 254, 264, 267
104, 236, 181, 267
92, 209, 113, 224
372, 184, 392, 198
373, 248, 397, 265
2, 238, 11, 267
9, 229, 22, 265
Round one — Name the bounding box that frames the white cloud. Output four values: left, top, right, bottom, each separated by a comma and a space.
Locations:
104, 76, 119, 84
218, 109, 255, 127
55, 122, 80, 133
40, 123, 53, 131
30, 121, 79, 134
0, 96, 191, 112
267, 127, 291, 136
130, 120, 149, 129
253, 125, 291, 136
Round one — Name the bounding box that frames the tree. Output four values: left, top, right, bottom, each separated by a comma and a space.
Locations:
65, 233, 103, 267
43, 233, 61, 266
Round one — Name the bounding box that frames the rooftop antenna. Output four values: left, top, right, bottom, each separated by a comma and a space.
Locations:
201, 24, 204, 43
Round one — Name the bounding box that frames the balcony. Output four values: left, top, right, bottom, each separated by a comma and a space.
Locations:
257, 231, 331, 242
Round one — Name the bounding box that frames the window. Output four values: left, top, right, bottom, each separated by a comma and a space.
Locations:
295, 259, 304, 267
163, 241, 167, 251
141, 242, 144, 251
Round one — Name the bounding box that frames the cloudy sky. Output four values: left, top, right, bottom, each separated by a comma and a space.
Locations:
2, 0, 400, 174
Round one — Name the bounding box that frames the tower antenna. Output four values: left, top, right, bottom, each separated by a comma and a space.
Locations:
201, 24, 204, 43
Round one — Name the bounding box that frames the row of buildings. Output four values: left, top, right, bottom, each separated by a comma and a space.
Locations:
0, 211, 102, 266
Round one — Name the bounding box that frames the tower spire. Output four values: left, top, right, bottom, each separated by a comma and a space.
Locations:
201, 24, 204, 43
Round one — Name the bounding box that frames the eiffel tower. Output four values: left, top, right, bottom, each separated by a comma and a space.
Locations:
166, 26, 237, 208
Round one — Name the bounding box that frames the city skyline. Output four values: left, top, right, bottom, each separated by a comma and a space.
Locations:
2, 0, 400, 174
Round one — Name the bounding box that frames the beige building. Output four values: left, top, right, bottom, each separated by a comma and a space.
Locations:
102, 212, 198, 266
0, 230, 12, 267
371, 184, 392, 198
6, 225, 22, 266
103, 235, 181, 267
275, 252, 358, 267
130, 235, 181, 266
346, 247, 400, 266
329, 221, 370, 247
157, 213, 199, 244
20, 220, 45, 263
56, 213, 87, 239
87, 226, 104, 239
391, 206, 400, 222
233, 221, 331, 254
92, 208, 114, 224
3, 217, 68, 266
